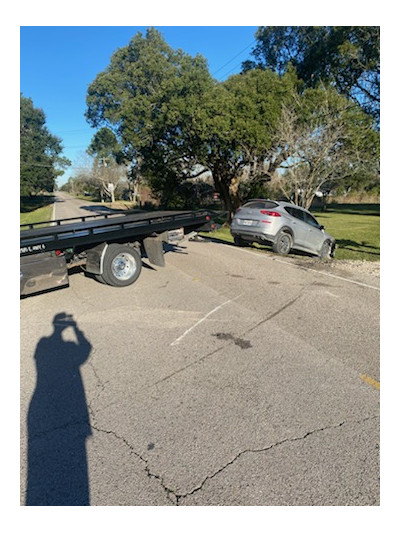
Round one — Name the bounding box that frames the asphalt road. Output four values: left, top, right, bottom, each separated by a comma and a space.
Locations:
52, 190, 119, 219
20, 194, 380, 506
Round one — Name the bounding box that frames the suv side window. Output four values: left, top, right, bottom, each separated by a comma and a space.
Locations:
284, 206, 295, 218
285, 207, 305, 222
303, 212, 320, 228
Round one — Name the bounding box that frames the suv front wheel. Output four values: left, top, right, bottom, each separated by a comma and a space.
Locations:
319, 240, 334, 259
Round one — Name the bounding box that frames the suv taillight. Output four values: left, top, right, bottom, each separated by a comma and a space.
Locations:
260, 210, 281, 217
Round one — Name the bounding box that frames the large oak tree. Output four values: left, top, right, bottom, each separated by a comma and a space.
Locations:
85, 29, 297, 216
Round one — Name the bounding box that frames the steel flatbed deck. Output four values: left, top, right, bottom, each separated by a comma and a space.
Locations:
20, 209, 211, 256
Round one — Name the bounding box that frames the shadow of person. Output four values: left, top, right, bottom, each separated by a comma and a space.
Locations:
26, 313, 92, 505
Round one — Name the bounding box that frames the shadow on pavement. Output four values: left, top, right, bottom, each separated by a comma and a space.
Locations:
26, 313, 92, 506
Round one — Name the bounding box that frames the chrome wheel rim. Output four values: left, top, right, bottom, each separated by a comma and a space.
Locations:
111, 252, 137, 281
321, 242, 331, 258
279, 235, 291, 254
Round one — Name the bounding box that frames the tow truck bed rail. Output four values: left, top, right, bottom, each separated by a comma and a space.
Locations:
20, 209, 211, 256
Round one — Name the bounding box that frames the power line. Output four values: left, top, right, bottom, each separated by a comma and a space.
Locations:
211, 40, 256, 78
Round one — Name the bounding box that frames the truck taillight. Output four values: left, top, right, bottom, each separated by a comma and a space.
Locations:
260, 210, 281, 217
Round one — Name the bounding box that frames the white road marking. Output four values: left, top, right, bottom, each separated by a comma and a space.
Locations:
324, 290, 340, 298
170, 295, 241, 346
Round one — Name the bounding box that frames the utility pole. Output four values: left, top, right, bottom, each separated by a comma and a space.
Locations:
100, 157, 107, 203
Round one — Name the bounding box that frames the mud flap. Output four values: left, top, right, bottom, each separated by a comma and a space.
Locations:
143, 234, 165, 267
86, 242, 108, 274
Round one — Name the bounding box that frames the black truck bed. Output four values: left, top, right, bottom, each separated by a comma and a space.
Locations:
20, 209, 211, 256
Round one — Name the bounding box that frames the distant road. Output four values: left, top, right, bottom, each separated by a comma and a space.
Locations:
53, 191, 116, 220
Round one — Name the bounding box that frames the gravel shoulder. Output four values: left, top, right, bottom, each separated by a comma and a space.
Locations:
286, 255, 380, 288
328, 259, 380, 277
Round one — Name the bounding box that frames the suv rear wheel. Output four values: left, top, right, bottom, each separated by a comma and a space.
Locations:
234, 235, 248, 247
272, 231, 292, 255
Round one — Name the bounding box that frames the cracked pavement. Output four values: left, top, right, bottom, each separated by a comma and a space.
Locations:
20, 204, 380, 505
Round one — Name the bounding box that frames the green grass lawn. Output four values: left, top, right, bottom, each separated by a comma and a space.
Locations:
20, 204, 54, 227
204, 204, 380, 262
311, 204, 380, 261
20, 196, 54, 227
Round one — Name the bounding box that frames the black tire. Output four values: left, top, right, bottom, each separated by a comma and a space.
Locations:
272, 231, 292, 255
234, 235, 248, 247
100, 244, 142, 287
319, 240, 333, 259
94, 273, 107, 284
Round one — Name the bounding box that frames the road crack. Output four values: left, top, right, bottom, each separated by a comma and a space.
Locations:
86, 350, 109, 415
146, 345, 225, 390
176, 415, 378, 503
89, 423, 179, 505
88, 415, 378, 505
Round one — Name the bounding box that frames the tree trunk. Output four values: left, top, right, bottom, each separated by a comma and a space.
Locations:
213, 171, 241, 223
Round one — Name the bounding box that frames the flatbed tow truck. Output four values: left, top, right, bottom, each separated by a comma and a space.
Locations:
20, 209, 214, 296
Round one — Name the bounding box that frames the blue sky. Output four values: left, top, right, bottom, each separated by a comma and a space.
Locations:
20, 26, 259, 185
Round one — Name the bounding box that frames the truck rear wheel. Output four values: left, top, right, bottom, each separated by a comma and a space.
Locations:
100, 244, 142, 287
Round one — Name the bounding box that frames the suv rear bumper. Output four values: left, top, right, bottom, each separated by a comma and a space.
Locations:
231, 229, 275, 244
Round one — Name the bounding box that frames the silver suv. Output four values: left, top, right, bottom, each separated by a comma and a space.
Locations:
231, 199, 335, 258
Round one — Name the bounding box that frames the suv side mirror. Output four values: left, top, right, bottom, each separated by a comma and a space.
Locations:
319, 225, 325, 230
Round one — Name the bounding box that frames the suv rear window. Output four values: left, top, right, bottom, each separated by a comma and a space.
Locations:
243, 200, 278, 210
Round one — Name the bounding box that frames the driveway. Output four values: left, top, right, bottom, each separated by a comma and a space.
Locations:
20, 208, 380, 506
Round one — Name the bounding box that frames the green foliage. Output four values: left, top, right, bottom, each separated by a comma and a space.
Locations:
87, 127, 124, 163
245, 26, 380, 122
86, 28, 214, 204
212, 68, 295, 154
20, 94, 70, 195
86, 28, 213, 152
